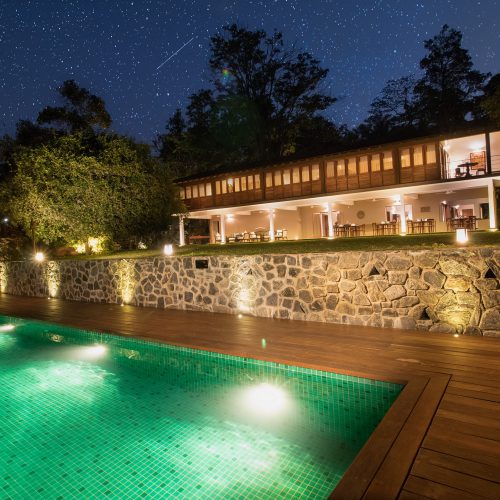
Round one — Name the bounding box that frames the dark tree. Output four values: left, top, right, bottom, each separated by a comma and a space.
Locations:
356, 76, 418, 142
414, 25, 488, 130
479, 73, 500, 126
157, 24, 337, 176
37, 79, 112, 133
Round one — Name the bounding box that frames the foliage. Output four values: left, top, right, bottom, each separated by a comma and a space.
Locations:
357, 25, 490, 142
480, 73, 500, 126
156, 24, 339, 177
2, 133, 183, 249
37, 79, 112, 133
414, 25, 489, 130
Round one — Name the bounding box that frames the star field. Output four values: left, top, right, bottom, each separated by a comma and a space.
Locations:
0, 0, 499, 142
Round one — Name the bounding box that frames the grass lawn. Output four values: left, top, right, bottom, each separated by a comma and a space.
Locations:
62, 231, 500, 260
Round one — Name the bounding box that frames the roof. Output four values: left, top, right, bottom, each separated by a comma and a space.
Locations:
175, 123, 497, 184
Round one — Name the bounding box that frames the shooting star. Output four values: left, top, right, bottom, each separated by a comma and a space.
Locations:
155, 37, 195, 71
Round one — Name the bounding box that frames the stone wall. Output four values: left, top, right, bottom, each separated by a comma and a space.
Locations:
1, 248, 499, 336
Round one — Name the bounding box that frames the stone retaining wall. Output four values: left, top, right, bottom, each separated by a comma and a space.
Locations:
1, 248, 499, 336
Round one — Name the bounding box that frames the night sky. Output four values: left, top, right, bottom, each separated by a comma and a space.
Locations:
1, 0, 499, 143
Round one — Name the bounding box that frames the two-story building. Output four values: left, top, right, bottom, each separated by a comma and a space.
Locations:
175, 127, 500, 244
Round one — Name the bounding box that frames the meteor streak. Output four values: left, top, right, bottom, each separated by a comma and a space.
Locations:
155, 37, 195, 71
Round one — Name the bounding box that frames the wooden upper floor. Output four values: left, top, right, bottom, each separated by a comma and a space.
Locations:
177, 130, 498, 211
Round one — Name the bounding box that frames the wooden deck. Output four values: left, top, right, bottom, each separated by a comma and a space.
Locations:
1, 294, 499, 499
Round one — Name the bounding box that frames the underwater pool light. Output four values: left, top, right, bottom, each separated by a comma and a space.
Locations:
245, 383, 288, 416
0, 324, 15, 332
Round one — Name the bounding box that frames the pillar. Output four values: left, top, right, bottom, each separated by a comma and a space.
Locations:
179, 215, 185, 246
220, 214, 226, 243
400, 194, 407, 234
269, 210, 275, 241
487, 178, 498, 230
327, 202, 334, 239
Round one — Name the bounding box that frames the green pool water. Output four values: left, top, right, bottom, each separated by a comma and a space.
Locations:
0, 315, 402, 499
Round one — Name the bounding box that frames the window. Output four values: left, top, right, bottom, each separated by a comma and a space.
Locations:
216, 181, 221, 195
235, 178, 240, 192
413, 146, 423, 166
337, 160, 345, 176
283, 169, 291, 185
227, 178, 234, 193
371, 154, 380, 172
254, 174, 261, 189
274, 170, 282, 186
186, 186, 192, 199
383, 152, 393, 170
266, 172, 273, 188
192, 185, 198, 198
348, 157, 357, 176
222, 181, 227, 194
400, 148, 411, 168
292, 167, 300, 183
326, 161, 334, 177
241, 176, 247, 191
198, 184, 205, 197
301, 166, 310, 182
247, 175, 253, 190
180, 188, 185, 199
205, 183, 212, 196
311, 164, 320, 181
359, 156, 368, 174
426, 144, 436, 164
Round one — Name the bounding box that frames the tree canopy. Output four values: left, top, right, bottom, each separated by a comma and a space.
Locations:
357, 25, 492, 142
2, 133, 182, 249
156, 24, 339, 177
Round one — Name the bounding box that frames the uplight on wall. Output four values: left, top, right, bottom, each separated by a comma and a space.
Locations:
456, 228, 468, 244
163, 244, 174, 256
34, 251, 45, 262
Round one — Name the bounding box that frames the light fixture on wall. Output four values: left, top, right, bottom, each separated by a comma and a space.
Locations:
34, 252, 45, 262
456, 228, 468, 244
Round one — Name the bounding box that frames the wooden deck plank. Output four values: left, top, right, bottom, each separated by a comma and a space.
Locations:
1, 294, 500, 499
403, 475, 483, 500
411, 455, 500, 498
362, 374, 449, 499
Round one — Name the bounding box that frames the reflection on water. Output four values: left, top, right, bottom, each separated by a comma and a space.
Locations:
0, 316, 401, 499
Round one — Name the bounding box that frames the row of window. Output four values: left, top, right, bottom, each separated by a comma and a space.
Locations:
180, 182, 212, 200
215, 173, 261, 195
326, 151, 393, 177
265, 164, 320, 188
400, 144, 437, 168
180, 143, 438, 199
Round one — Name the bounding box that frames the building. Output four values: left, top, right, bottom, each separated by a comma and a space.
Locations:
175, 127, 500, 244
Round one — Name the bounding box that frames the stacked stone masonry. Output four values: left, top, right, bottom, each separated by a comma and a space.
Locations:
1, 248, 499, 336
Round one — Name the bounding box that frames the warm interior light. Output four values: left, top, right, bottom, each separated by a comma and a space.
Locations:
34, 251, 45, 262
456, 228, 468, 244
0, 324, 15, 332
163, 244, 174, 256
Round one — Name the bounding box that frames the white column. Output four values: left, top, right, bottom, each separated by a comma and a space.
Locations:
179, 216, 186, 246
327, 202, 334, 239
400, 194, 407, 234
220, 214, 226, 243
269, 210, 275, 241
487, 178, 498, 230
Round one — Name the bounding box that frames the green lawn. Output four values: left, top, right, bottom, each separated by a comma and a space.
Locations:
63, 231, 500, 260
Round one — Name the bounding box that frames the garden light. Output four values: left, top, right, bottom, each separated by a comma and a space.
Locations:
163, 244, 174, 256
34, 251, 45, 262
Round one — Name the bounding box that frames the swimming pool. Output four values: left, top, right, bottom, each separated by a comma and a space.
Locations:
0, 315, 402, 498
